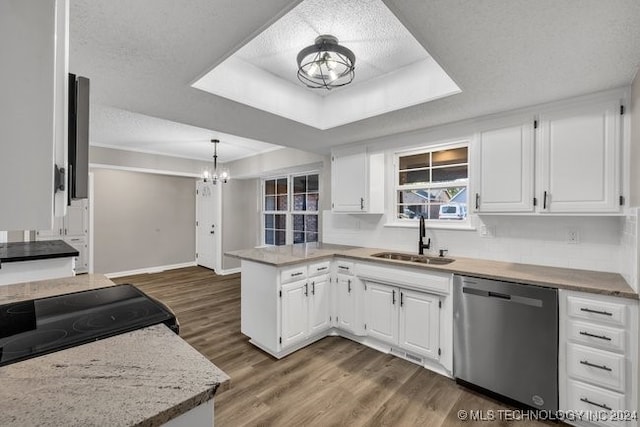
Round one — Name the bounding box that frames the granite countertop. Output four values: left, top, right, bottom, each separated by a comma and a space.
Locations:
0, 240, 79, 264
0, 273, 117, 304
0, 275, 230, 426
227, 244, 638, 300
0, 324, 230, 427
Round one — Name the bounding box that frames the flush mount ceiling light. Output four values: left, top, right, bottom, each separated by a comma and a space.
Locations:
203, 139, 230, 184
297, 35, 356, 90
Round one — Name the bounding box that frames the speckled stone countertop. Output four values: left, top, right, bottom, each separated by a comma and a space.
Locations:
226, 243, 637, 300
0, 275, 230, 426
0, 273, 116, 304
0, 324, 230, 427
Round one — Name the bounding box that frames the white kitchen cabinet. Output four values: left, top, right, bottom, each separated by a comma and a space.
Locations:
331, 146, 384, 213
538, 99, 621, 213
399, 289, 440, 359
0, 0, 69, 230
558, 290, 638, 427
281, 279, 309, 349
308, 275, 330, 336
475, 121, 535, 212
36, 199, 89, 273
336, 274, 357, 333
364, 281, 441, 360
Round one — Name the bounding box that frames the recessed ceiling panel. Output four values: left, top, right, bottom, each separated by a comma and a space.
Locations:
192, 0, 461, 129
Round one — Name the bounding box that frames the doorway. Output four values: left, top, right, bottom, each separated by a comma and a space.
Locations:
196, 180, 219, 271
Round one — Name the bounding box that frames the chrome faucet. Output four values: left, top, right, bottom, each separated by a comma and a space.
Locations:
418, 215, 431, 255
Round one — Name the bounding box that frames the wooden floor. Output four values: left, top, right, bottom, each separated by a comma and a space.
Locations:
114, 266, 555, 427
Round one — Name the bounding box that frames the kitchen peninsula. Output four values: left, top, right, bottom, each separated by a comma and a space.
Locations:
0, 275, 230, 427
0, 240, 79, 286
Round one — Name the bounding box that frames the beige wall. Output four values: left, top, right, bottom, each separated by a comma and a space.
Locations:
630, 69, 640, 207
92, 168, 196, 274
221, 179, 259, 270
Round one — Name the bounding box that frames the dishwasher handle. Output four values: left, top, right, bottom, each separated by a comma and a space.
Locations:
462, 286, 543, 307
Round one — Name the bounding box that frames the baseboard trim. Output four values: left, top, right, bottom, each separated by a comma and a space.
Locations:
217, 267, 241, 276
105, 261, 197, 279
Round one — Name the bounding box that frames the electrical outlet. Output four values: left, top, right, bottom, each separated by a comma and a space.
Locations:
567, 229, 579, 244
480, 225, 495, 238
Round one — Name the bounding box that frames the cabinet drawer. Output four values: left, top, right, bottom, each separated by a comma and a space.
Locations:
308, 261, 331, 277
567, 296, 627, 327
566, 379, 626, 427
567, 343, 625, 393
335, 260, 354, 276
280, 266, 307, 284
568, 320, 626, 353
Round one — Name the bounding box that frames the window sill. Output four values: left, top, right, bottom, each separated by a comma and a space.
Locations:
384, 221, 476, 232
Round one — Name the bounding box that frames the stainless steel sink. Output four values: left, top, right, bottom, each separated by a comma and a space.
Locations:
371, 252, 454, 265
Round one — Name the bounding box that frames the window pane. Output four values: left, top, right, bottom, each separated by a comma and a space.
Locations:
274, 214, 286, 230
432, 147, 468, 166
264, 214, 274, 229
293, 194, 306, 211
306, 194, 318, 211
293, 232, 305, 244
277, 178, 288, 195
305, 215, 318, 233
275, 230, 286, 245
265, 196, 275, 211
293, 214, 304, 231
306, 232, 318, 243
398, 189, 433, 204
265, 230, 274, 245
399, 169, 429, 185
276, 195, 288, 211
293, 176, 306, 194
399, 153, 429, 170
397, 204, 428, 219
265, 180, 276, 195
307, 174, 319, 192
432, 165, 467, 183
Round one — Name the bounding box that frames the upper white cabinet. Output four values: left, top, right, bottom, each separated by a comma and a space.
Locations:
475, 97, 623, 214
331, 146, 384, 213
0, 0, 69, 230
475, 121, 535, 212
538, 100, 621, 213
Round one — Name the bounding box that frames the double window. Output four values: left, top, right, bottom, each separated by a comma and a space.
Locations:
263, 173, 319, 246
396, 143, 469, 222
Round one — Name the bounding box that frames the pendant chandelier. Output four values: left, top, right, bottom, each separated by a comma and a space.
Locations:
203, 139, 229, 184
297, 35, 356, 90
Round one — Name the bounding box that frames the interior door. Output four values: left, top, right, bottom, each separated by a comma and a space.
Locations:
196, 181, 217, 270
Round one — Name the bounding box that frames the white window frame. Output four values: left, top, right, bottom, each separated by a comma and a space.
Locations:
261, 171, 321, 246
392, 140, 471, 229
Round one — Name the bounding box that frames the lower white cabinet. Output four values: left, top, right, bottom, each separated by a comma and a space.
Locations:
559, 289, 638, 427
281, 279, 309, 349
308, 275, 330, 336
364, 282, 441, 360
65, 236, 88, 274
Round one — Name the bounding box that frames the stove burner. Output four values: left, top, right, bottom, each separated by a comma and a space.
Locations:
72, 307, 151, 333
0, 329, 68, 355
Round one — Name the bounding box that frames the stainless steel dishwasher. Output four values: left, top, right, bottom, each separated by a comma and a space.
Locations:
453, 275, 558, 411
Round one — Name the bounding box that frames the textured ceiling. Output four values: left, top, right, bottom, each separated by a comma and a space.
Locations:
69, 0, 640, 159
90, 105, 281, 162
234, 0, 428, 89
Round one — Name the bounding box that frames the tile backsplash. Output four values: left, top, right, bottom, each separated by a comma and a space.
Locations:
323, 212, 636, 288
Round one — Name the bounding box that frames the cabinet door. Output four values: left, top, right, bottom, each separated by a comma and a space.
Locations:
308, 275, 330, 335
65, 236, 87, 274
539, 100, 620, 213
336, 275, 356, 333
64, 199, 88, 237
331, 147, 367, 212
476, 123, 534, 212
399, 290, 440, 359
280, 279, 308, 349
0, 0, 67, 230
364, 282, 398, 345
36, 216, 64, 240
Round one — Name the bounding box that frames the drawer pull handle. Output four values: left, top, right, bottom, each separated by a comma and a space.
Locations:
338, 266, 349, 270
580, 360, 612, 371
580, 307, 613, 316
317, 267, 328, 271
580, 398, 612, 411
291, 272, 303, 277
579, 331, 612, 341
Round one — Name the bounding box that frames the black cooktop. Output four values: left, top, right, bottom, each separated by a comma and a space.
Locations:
0, 285, 178, 367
